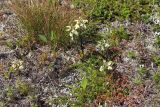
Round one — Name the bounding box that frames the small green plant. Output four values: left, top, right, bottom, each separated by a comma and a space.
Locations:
6, 86, 15, 99
98, 26, 129, 46
27, 95, 38, 107
116, 26, 130, 40
6, 40, 15, 49
153, 71, 160, 88
0, 102, 5, 107
66, 56, 113, 106
127, 51, 136, 59
0, 31, 4, 37
132, 74, 142, 85
15, 79, 30, 95
38, 30, 58, 50
15, 35, 35, 49
4, 67, 15, 79
3, 80, 31, 105
156, 35, 160, 48
153, 56, 160, 67
137, 65, 147, 76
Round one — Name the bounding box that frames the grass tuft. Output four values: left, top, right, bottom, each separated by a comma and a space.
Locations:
9, 0, 81, 48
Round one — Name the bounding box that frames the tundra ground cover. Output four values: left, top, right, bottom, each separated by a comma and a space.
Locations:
0, 0, 160, 106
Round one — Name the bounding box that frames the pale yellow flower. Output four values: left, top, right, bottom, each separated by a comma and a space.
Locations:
19, 65, 24, 70
72, 29, 78, 36
74, 24, 80, 30
107, 61, 113, 70
66, 26, 71, 31
83, 20, 88, 23
99, 66, 104, 72
66, 17, 88, 41
11, 60, 24, 71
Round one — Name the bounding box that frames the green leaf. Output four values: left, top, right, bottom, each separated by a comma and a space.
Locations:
81, 77, 88, 90
50, 31, 56, 41
38, 35, 48, 43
